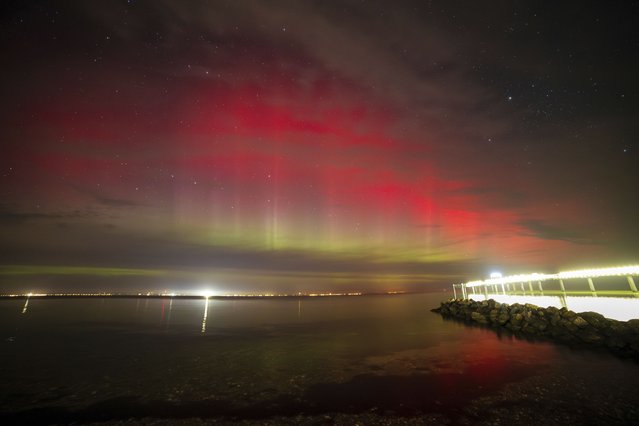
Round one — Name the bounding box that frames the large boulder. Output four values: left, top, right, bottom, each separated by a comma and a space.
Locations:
605, 335, 627, 350
577, 329, 604, 345
471, 311, 488, 324
497, 311, 510, 325
572, 316, 589, 328
627, 319, 639, 334
528, 316, 549, 332
579, 311, 607, 329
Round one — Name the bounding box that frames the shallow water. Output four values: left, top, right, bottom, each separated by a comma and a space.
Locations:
1, 293, 639, 424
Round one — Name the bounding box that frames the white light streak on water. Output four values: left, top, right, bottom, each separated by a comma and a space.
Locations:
201, 298, 209, 333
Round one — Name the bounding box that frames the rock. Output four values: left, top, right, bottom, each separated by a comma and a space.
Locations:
528, 317, 548, 332
580, 311, 607, 329
497, 312, 510, 325
559, 319, 578, 334
629, 338, 639, 352
471, 312, 488, 324
572, 316, 589, 328
577, 330, 603, 344
432, 299, 639, 360
627, 319, 639, 334
605, 335, 626, 349
546, 306, 559, 314
601, 320, 624, 337
511, 313, 524, 325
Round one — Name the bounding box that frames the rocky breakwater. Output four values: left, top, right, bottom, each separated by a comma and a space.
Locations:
432, 299, 639, 359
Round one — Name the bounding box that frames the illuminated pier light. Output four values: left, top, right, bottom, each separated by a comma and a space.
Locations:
456, 265, 639, 300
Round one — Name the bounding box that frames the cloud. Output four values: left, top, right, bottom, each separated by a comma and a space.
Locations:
74, 186, 144, 208
519, 219, 600, 245
0, 211, 62, 224
0, 205, 97, 225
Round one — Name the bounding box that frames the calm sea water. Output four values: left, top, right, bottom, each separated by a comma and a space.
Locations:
1, 293, 639, 424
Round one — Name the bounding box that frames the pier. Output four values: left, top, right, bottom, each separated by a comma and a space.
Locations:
453, 266, 639, 300
452, 266, 639, 321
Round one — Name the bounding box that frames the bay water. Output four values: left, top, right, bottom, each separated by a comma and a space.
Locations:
1, 293, 638, 424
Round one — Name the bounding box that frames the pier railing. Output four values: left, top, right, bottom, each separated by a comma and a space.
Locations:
453, 266, 639, 300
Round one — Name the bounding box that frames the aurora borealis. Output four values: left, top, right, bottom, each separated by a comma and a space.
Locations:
1, 1, 638, 294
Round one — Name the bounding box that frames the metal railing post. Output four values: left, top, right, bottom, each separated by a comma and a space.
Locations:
587, 278, 597, 297
559, 279, 566, 294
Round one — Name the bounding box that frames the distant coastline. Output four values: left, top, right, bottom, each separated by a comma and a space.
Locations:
0, 290, 422, 300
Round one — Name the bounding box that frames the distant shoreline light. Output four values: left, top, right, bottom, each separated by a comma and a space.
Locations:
0, 291, 411, 298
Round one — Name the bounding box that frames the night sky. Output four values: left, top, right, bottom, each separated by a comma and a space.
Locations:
1, 1, 638, 294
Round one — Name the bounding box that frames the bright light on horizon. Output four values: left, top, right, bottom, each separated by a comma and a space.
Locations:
489, 271, 503, 279
200, 290, 214, 298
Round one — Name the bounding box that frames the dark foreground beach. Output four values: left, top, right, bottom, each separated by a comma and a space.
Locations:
1, 293, 639, 424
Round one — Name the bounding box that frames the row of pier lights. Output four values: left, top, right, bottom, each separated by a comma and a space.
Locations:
452, 265, 639, 300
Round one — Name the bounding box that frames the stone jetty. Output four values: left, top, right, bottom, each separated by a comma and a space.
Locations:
432, 299, 639, 359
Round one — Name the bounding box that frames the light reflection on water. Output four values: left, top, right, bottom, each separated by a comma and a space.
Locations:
201, 298, 209, 333
470, 294, 639, 321
21, 296, 29, 314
